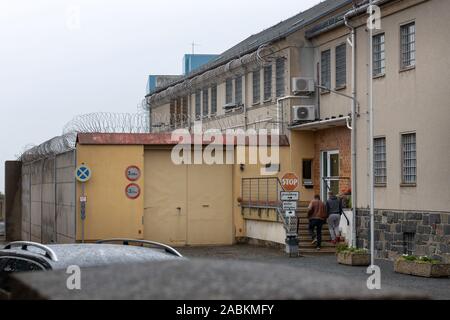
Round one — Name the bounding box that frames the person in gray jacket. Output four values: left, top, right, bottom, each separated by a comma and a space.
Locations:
326, 192, 343, 245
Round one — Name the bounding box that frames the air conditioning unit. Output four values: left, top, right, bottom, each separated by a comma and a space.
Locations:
292, 105, 316, 122
292, 77, 315, 95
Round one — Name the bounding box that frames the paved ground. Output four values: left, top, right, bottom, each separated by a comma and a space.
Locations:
178, 244, 450, 300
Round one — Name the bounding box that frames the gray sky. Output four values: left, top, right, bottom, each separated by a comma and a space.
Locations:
0, 0, 320, 192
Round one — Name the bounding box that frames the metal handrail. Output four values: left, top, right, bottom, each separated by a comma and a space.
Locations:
3, 241, 59, 262
96, 239, 183, 258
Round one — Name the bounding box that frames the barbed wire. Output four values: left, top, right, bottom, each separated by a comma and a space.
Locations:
63, 112, 150, 134
19, 111, 151, 163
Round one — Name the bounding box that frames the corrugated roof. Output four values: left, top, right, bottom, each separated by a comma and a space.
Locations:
146, 0, 352, 97
77, 133, 290, 146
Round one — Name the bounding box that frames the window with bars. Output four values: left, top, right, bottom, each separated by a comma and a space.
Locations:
335, 44, 346, 88
170, 99, 176, 128
181, 96, 188, 125
374, 137, 387, 185
264, 65, 272, 101
195, 90, 201, 120
321, 49, 331, 89
403, 233, 416, 256
202, 89, 209, 117
401, 22, 416, 69
225, 78, 233, 105
235, 76, 243, 105
373, 33, 386, 76
253, 69, 260, 104
276, 58, 286, 97
402, 133, 417, 185
211, 85, 217, 115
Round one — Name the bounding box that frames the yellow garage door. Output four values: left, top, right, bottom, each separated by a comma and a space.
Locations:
144, 149, 233, 246
144, 150, 187, 246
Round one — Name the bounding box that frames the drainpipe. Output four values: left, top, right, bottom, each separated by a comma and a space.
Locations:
344, 13, 358, 249
276, 95, 300, 135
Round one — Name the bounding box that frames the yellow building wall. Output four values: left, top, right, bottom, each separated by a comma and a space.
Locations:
76, 145, 144, 241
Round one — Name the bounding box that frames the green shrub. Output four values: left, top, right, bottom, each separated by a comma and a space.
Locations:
336, 244, 368, 255
400, 255, 441, 264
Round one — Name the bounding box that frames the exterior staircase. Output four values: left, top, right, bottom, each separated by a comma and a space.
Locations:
296, 202, 336, 255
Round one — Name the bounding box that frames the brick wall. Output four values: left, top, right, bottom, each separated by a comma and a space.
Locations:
313, 127, 351, 196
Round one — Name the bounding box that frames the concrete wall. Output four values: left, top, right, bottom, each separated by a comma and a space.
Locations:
4, 161, 22, 241
246, 220, 286, 245
21, 151, 76, 244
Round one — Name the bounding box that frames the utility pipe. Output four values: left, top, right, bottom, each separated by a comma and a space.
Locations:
344, 11, 358, 249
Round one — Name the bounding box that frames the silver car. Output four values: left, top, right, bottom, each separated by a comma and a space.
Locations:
0, 239, 183, 273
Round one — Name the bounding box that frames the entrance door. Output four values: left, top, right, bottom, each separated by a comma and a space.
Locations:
321, 150, 340, 200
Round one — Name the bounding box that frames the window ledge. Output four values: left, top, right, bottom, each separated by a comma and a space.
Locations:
375, 184, 387, 188
252, 101, 261, 107
263, 98, 273, 103
320, 90, 331, 96
400, 183, 417, 188
373, 73, 386, 80
399, 65, 416, 73
334, 85, 347, 91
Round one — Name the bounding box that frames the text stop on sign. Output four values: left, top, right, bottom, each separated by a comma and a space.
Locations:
281, 173, 299, 191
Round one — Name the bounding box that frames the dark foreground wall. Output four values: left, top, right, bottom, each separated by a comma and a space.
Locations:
356, 209, 450, 263
5, 161, 22, 241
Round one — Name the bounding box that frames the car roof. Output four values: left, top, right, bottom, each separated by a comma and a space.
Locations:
0, 244, 181, 270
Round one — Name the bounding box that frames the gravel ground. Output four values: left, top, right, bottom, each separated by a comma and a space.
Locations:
178, 244, 450, 300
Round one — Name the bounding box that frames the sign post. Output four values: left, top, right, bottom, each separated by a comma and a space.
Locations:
75, 164, 92, 243
281, 173, 300, 257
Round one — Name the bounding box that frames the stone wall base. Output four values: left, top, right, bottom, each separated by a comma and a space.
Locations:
356, 209, 450, 263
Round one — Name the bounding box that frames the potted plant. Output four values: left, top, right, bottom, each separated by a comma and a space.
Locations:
394, 255, 450, 278
336, 245, 370, 266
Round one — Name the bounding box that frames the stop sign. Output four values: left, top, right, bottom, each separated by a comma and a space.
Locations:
281, 173, 299, 191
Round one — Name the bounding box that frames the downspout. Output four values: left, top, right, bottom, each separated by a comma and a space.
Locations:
344, 12, 358, 249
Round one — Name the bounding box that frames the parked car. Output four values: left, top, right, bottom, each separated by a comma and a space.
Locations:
0, 239, 183, 273
0, 239, 183, 299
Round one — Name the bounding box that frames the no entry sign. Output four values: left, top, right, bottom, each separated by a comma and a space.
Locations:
281, 173, 299, 192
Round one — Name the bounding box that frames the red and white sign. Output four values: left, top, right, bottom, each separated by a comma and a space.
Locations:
125, 183, 141, 200
125, 166, 141, 181
281, 173, 299, 192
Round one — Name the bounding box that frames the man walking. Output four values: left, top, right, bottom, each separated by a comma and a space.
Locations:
326, 192, 343, 245
307, 195, 327, 250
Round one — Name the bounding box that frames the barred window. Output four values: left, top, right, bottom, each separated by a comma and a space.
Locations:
253, 69, 260, 104
335, 44, 346, 88
374, 137, 387, 185
211, 85, 217, 115
195, 90, 201, 120
202, 89, 209, 117
401, 22, 416, 69
170, 99, 176, 128
276, 58, 286, 97
235, 76, 243, 105
321, 49, 331, 89
373, 33, 385, 76
264, 65, 272, 101
225, 78, 233, 104
402, 133, 417, 184
181, 96, 188, 125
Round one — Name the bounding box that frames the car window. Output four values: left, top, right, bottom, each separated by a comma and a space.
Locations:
0, 257, 47, 273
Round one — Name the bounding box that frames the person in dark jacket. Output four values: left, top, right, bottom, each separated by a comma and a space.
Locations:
307, 195, 327, 250
326, 192, 343, 245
